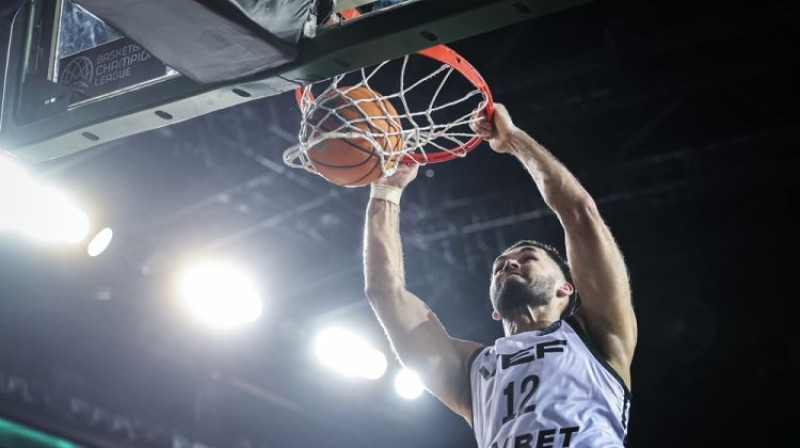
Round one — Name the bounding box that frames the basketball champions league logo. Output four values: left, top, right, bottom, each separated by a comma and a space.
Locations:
60, 56, 94, 100
58, 37, 168, 104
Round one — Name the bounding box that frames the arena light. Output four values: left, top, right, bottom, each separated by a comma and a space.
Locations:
18, 186, 90, 243
87, 227, 114, 257
394, 368, 424, 399
177, 260, 263, 329
359, 348, 388, 380
314, 327, 388, 380
0, 154, 90, 244
0, 154, 36, 234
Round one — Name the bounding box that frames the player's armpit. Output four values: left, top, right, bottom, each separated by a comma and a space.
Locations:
365, 288, 482, 423
417, 334, 484, 425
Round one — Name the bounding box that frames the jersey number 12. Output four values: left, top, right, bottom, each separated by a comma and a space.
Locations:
501, 374, 540, 424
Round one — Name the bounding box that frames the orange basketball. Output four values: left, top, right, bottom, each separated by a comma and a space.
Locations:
305, 86, 403, 187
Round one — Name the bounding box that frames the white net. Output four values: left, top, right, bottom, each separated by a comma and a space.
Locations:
283, 51, 490, 178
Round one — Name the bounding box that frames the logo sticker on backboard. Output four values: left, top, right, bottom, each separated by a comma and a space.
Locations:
60, 56, 94, 93
58, 37, 170, 105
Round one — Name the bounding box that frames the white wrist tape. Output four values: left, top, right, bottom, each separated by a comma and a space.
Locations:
370, 184, 403, 205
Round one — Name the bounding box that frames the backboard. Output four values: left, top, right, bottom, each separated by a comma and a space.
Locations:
0, 0, 594, 164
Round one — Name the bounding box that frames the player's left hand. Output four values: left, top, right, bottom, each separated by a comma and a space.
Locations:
471, 103, 520, 154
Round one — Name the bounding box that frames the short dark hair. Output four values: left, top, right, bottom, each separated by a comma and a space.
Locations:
503, 240, 579, 318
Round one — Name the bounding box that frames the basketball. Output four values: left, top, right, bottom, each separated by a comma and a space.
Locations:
304, 86, 403, 187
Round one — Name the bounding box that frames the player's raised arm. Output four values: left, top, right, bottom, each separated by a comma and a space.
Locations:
473, 104, 637, 388
363, 163, 482, 423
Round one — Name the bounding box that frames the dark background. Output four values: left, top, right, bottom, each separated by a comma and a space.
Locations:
1, 0, 799, 447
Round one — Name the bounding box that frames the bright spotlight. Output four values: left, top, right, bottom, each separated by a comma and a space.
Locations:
0, 155, 90, 244
395, 369, 424, 399
177, 261, 263, 329
0, 153, 30, 188
358, 348, 388, 380
314, 328, 387, 380
87, 227, 113, 257
12, 186, 90, 243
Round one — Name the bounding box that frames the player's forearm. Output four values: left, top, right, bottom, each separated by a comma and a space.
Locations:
364, 197, 406, 297
362, 197, 431, 341
507, 130, 592, 214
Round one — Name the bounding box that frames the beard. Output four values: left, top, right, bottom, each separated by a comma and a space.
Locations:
491, 274, 557, 320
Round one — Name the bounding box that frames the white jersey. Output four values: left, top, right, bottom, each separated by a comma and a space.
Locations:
469, 316, 631, 448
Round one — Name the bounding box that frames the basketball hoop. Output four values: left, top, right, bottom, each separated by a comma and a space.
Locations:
283, 16, 494, 179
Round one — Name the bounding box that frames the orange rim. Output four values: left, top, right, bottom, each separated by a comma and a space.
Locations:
295, 9, 494, 164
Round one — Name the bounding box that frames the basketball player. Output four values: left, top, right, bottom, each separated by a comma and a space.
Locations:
363, 103, 637, 447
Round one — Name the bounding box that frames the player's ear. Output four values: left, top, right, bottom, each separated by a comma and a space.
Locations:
556, 282, 574, 298
492, 310, 501, 321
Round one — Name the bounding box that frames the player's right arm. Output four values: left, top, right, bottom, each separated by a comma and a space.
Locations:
364, 163, 483, 425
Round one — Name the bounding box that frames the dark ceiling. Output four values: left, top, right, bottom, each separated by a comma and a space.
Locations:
1, 0, 799, 447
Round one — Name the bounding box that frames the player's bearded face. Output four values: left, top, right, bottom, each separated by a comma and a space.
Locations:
490, 270, 558, 319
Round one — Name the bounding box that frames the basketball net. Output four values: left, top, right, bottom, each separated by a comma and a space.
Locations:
283, 45, 493, 178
